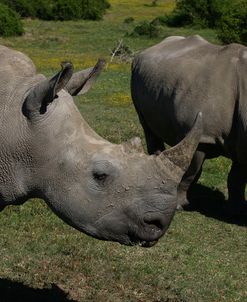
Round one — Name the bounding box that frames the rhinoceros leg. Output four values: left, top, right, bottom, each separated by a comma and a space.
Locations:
138, 112, 165, 155
177, 150, 205, 210
227, 162, 247, 215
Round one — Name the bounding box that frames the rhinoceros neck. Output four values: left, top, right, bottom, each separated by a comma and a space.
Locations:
0, 45, 37, 107
0, 74, 46, 207
0, 68, 114, 209
80, 115, 112, 148
47, 88, 113, 151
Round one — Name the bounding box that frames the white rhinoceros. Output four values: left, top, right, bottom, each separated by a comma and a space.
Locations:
131, 35, 247, 213
0, 45, 202, 247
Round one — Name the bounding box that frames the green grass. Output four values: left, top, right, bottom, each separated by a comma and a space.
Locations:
0, 1, 246, 301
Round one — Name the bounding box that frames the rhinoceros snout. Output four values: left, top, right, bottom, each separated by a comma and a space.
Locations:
93, 205, 172, 246
122, 206, 175, 247
143, 216, 166, 237
136, 212, 173, 245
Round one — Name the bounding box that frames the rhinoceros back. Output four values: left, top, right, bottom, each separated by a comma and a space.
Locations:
0, 45, 37, 109
0, 45, 36, 77
131, 35, 247, 160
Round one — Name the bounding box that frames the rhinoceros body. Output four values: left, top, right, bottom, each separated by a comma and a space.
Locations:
131, 35, 247, 212
0, 45, 202, 247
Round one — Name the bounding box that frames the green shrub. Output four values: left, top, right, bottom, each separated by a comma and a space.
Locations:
164, 0, 225, 28
97, 0, 111, 10
163, 0, 245, 29
151, 0, 158, 7
80, 0, 110, 20
156, 0, 247, 45
217, 0, 247, 45
51, 0, 111, 21
52, 0, 110, 21
131, 21, 160, 38
34, 0, 54, 20
52, 0, 81, 21
151, 15, 169, 26
124, 17, 134, 24
0, 0, 54, 19
0, 3, 24, 36
0, 0, 110, 21
0, 0, 36, 17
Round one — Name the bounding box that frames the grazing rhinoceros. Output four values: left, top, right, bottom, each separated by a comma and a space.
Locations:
0, 45, 202, 247
131, 35, 247, 213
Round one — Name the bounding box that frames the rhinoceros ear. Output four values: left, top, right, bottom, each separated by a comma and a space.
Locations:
65, 58, 105, 96
157, 112, 203, 182
23, 62, 73, 118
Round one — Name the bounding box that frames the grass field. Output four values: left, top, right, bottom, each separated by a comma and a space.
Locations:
0, 1, 247, 301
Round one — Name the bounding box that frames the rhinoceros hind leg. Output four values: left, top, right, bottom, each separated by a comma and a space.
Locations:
177, 150, 205, 210
227, 162, 247, 215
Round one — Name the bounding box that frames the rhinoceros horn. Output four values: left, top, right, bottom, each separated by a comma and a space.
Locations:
157, 112, 203, 182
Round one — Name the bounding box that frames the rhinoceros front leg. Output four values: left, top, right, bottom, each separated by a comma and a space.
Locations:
227, 161, 247, 215
138, 112, 165, 155
177, 150, 205, 210
145, 129, 165, 155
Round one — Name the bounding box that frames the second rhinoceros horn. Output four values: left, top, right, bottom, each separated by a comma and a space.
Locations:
157, 112, 203, 182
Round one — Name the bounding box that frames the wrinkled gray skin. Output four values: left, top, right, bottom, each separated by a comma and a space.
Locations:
0, 45, 202, 247
131, 35, 247, 213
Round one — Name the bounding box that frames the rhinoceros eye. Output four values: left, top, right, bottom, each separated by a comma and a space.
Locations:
93, 172, 108, 182
92, 160, 117, 186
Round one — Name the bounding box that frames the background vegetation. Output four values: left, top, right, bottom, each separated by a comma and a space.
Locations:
0, 0, 246, 301
0, 3, 24, 36
0, 0, 110, 22
163, 0, 247, 44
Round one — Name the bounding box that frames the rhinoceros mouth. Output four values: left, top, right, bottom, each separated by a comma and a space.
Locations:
138, 240, 158, 248
128, 238, 158, 248
127, 229, 160, 248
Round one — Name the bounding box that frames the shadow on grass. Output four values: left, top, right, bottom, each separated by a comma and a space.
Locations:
187, 184, 247, 227
0, 279, 77, 302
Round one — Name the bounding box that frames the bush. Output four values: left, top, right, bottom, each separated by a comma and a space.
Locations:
34, 0, 54, 20
217, 0, 247, 45
151, 15, 169, 26
51, 0, 111, 21
124, 17, 134, 24
0, 3, 24, 37
0, 0, 54, 19
52, 0, 110, 21
131, 21, 160, 38
0, 0, 36, 17
156, 0, 247, 45
0, 0, 110, 21
164, 0, 226, 28
52, 0, 81, 21
80, 0, 110, 20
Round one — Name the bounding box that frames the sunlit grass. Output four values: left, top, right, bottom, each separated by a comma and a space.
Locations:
107, 0, 176, 21
106, 92, 131, 106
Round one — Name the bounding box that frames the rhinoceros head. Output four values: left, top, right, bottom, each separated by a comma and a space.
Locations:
3, 58, 202, 247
